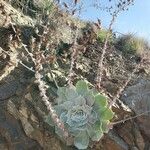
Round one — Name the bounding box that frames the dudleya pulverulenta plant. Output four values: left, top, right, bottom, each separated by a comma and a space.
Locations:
46, 80, 114, 149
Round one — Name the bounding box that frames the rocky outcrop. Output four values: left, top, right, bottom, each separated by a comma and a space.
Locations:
122, 80, 150, 140
0, 0, 150, 150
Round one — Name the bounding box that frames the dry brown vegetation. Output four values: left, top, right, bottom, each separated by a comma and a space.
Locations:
0, 0, 150, 149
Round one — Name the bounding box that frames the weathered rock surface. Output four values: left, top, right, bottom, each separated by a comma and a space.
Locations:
0, 0, 150, 150
0, 104, 42, 150
122, 80, 150, 139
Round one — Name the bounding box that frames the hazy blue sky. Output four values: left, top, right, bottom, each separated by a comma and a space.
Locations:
61, 0, 150, 41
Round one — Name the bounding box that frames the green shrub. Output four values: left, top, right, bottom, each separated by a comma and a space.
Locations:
115, 34, 149, 56
97, 29, 114, 45
45, 80, 114, 149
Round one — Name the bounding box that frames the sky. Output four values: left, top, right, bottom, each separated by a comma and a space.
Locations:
61, 0, 150, 41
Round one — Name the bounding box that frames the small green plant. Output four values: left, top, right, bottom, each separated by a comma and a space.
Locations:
115, 34, 149, 56
45, 80, 114, 149
97, 29, 114, 45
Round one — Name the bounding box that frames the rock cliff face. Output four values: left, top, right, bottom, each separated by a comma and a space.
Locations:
0, 0, 150, 149
122, 80, 150, 139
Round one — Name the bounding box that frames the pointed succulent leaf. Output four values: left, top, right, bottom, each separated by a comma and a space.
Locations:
65, 86, 79, 100
92, 101, 105, 119
60, 112, 68, 123
68, 126, 80, 136
91, 89, 99, 96
54, 105, 66, 115
76, 80, 88, 96
94, 94, 108, 108
72, 96, 86, 106
87, 121, 103, 141
84, 90, 95, 106
68, 124, 87, 137
58, 101, 74, 110
55, 98, 62, 104
88, 110, 98, 124
91, 130, 103, 141
74, 130, 89, 150
101, 108, 114, 120
57, 87, 68, 104
101, 120, 110, 133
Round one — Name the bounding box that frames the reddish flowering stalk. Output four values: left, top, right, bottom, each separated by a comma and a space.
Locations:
34, 51, 69, 138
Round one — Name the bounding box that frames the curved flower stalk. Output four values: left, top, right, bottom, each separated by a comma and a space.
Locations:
46, 80, 114, 149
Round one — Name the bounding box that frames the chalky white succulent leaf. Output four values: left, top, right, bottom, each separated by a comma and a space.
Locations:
46, 80, 114, 149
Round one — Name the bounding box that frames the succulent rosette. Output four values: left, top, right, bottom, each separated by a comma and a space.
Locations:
46, 80, 114, 149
